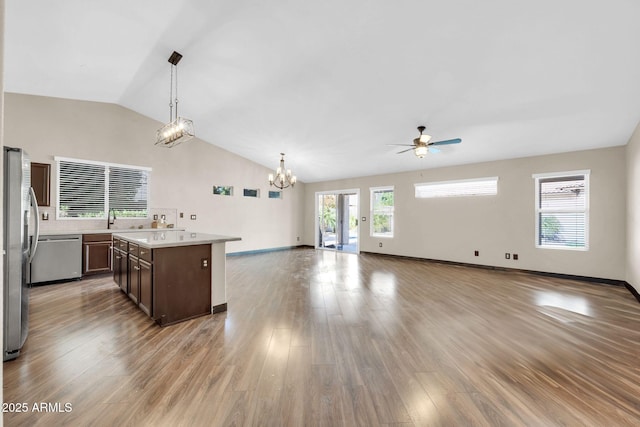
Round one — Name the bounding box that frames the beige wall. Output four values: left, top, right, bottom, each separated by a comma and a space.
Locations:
305, 147, 626, 280
3, 93, 632, 280
3, 93, 305, 253
627, 121, 640, 291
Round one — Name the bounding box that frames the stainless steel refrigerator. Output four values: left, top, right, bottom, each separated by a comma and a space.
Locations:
3, 147, 40, 361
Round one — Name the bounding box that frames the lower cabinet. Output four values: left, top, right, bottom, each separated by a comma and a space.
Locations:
83, 233, 112, 275
114, 238, 211, 326
128, 255, 140, 304
113, 248, 123, 290
118, 240, 154, 316
112, 238, 128, 293
139, 259, 152, 316
153, 244, 211, 326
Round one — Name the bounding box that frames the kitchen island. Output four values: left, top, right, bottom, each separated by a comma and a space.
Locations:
112, 230, 241, 326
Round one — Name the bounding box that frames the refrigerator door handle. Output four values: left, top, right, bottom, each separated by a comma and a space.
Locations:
28, 187, 40, 263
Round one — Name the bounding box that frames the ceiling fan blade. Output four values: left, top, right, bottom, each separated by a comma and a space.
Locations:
396, 147, 415, 154
428, 146, 441, 154
430, 138, 462, 146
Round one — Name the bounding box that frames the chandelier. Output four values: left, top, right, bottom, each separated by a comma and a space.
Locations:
155, 51, 194, 148
268, 153, 297, 189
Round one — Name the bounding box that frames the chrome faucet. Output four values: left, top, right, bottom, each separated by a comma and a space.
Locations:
107, 208, 116, 229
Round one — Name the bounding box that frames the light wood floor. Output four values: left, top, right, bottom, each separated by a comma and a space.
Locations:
4, 248, 640, 426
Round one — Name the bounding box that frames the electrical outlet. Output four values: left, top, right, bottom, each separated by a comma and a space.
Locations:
379, 242, 383, 247
190, 214, 196, 220
505, 253, 511, 259
474, 250, 479, 256
153, 214, 158, 220
362, 217, 366, 222
513, 254, 518, 260
180, 212, 184, 218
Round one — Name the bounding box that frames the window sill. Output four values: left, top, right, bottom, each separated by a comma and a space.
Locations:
536, 245, 588, 252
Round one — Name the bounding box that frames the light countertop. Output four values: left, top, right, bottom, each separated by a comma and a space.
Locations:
113, 230, 241, 249
39, 228, 184, 237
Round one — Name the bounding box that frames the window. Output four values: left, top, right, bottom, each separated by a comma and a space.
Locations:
415, 177, 498, 198
370, 186, 394, 237
268, 191, 282, 199
213, 185, 234, 196
56, 157, 150, 219
243, 188, 259, 198
533, 170, 589, 250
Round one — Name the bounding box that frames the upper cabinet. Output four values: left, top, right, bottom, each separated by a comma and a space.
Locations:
31, 162, 51, 206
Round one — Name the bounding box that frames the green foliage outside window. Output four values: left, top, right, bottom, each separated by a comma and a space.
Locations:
372, 189, 394, 236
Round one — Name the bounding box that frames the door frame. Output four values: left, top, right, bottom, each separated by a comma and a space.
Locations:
315, 188, 360, 254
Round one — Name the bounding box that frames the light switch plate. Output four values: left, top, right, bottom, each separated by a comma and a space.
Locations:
190, 214, 196, 220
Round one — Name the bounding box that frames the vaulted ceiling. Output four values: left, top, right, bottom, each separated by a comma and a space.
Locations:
5, 1, 640, 182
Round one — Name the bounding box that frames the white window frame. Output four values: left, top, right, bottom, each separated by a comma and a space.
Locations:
533, 170, 590, 251
243, 188, 260, 198
55, 156, 151, 220
213, 185, 234, 196
415, 176, 498, 198
370, 186, 394, 238
268, 190, 283, 199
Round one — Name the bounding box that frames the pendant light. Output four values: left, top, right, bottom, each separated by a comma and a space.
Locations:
155, 51, 195, 148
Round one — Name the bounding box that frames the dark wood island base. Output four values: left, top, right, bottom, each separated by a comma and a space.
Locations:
113, 230, 240, 326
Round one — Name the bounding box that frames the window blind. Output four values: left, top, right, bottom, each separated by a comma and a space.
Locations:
56, 157, 150, 219
415, 177, 498, 198
534, 171, 589, 250
58, 161, 106, 218
108, 166, 150, 217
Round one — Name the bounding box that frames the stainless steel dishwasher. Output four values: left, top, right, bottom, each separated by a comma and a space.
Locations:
30, 234, 82, 284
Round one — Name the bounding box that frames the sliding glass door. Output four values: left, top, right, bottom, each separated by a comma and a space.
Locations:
316, 190, 359, 253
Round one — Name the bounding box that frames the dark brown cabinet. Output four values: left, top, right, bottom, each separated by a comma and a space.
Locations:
113, 248, 125, 291
113, 236, 212, 326
127, 243, 140, 303
139, 259, 152, 316
31, 162, 50, 206
83, 233, 112, 275
138, 245, 153, 315
128, 256, 140, 304
117, 240, 154, 316
112, 237, 128, 293
153, 244, 211, 326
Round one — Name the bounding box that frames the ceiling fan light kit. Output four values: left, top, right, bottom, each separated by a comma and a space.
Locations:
414, 145, 428, 158
418, 134, 432, 144
155, 51, 195, 148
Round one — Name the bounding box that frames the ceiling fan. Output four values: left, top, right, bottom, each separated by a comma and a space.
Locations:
391, 126, 462, 158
